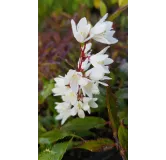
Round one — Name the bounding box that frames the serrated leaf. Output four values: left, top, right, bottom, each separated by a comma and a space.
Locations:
61, 117, 106, 133
118, 0, 128, 7
39, 129, 71, 144
108, 5, 128, 21
100, 1, 107, 16
77, 138, 115, 152
118, 124, 128, 150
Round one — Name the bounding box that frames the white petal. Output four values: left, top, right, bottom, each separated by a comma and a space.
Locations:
83, 103, 90, 111
82, 82, 93, 98
83, 97, 91, 103
106, 31, 118, 44
84, 34, 94, 42
105, 21, 113, 31
77, 17, 87, 32
78, 77, 89, 86
78, 109, 85, 118
89, 101, 98, 108
74, 32, 85, 43
92, 35, 111, 44
95, 13, 108, 25
96, 46, 110, 55
90, 23, 106, 35
88, 68, 105, 81
102, 76, 111, 80
104, 58, 114, 65
84, 43, 92, 53
70, 107, 77, 116
61, 115, 70, 125
71, 19, 77, 36
70, 79, 79, 93
56, 114, 63, 120
98, 81, 108, 86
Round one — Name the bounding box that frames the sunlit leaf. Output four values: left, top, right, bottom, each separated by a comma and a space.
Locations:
118, 0, 128, 7
77, 138, 115, 152
100, 1, 107, 16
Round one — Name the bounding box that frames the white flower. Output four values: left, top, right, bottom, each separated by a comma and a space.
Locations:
71, 18, 91, 43
64, 69, 82, 93
79, 78, 100, 97
86, 67, 105, 81
52, 76, 70, 96
70, 101, 86, 118
55, 102, 72, 125
82, 97, 98, 114
71, 98, 98, 117
90, 13, 118, 44
90, 46, 113, 73
85, 68, 111, 86
62, 89, 77, 105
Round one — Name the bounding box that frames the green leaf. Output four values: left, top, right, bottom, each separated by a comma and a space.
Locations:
118, 124, 128, 150
38, 150, 57, 160
100, 1, 107, 16
39, 139, 72, 160
106, 86, 119, 135
39, 79, 54, 104
118, 0, 128, 7
116, 88, 128, 99
61, 117, 106, 133
108, 5, 128, 21
116, 88, 128, 109
77, 138, 115, 152
39, 129, 71, 144
51, 140, 72, 160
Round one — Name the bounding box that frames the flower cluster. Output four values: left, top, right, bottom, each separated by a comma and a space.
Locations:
52, 13, 118, 125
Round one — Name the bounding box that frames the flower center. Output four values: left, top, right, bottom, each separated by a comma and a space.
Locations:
97, 61, 104, 65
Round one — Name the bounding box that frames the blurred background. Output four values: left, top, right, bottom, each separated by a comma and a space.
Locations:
38, 0, 128, 159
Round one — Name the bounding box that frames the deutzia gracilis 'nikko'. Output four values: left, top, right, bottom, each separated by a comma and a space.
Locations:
52, 13, 118, 125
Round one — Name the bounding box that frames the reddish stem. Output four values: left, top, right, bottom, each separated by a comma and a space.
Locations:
77, 43, 86, 72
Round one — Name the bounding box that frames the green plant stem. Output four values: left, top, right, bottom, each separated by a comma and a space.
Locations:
106, 84, 126, 160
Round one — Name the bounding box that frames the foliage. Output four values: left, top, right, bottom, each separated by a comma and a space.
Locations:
38, 0, 128, 159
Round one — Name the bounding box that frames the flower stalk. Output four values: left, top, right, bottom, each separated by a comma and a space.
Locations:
52, 13, 118, 125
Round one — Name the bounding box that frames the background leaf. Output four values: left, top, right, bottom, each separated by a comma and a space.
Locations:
108, 5, 128, 21
77, 138, 115, 152
118, 0, 128, 7
39, 79, 54, 104
100, 1, 107, 16
118, 124, 128, 150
